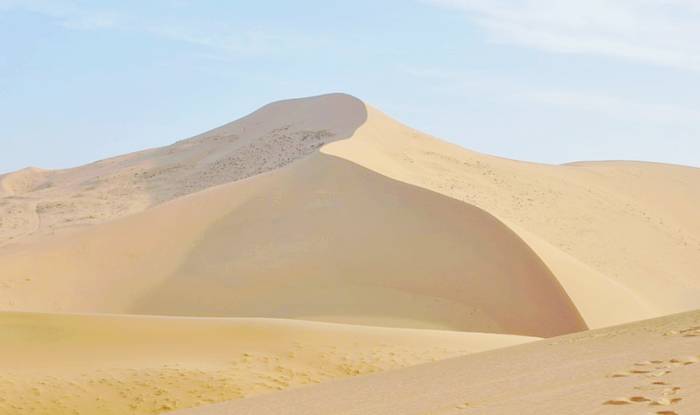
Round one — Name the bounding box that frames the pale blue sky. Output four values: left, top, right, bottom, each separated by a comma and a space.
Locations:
1, 0, 699, 174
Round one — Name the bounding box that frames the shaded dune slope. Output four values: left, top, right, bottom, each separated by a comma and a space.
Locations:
0, 153, 585, 337
322, 105, 700, 328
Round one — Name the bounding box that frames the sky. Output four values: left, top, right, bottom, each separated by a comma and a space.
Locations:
1, 0, 699, 174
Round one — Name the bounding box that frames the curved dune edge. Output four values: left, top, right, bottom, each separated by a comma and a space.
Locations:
505, 224, 658, 328
0, 93, 367, 248
321, 104, 700, 328
169, 309, 700, 415
1, 93, 699, 331
0, 311, 537, 415
0, 152, 586, 337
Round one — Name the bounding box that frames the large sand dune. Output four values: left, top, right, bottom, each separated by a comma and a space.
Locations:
1, 93, 699, 415
0, 152, 585, 337
2, 94, 697, 332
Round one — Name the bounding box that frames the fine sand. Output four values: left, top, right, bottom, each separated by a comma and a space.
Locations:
0, 152, 585, 337
321, 105, 700, 328
0, 94, 367, 248
0, 312, 534, 415
1, 94, 698, 332
0, 93, 698, 415
171, 309, 700, 415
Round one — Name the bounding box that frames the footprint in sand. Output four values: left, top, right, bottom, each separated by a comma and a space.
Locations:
420, 401, 473, 414
607, 355, 698, 379
603, 355, 695, 413
664, 326, 700, 337
603, 394, 682, 408
603, 398, 633, 405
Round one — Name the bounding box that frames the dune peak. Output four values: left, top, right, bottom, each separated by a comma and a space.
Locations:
0, 93, 370, 247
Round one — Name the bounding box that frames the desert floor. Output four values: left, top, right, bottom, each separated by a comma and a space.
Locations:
173, 310, 700, 415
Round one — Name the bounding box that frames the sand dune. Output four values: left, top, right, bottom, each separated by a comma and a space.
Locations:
0, 152, 585, 337
0, 94, 366, 248
0, 312, 535, 415
1, 93, 699, 415
171, 309, 700, 415
3, 94, 696, 331
321, 104, 700, 327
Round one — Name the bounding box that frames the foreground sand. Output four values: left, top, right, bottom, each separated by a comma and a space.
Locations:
0, 312, 535, 415
172, 310, 700, 415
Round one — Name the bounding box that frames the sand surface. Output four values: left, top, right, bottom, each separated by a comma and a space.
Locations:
171, 310, 700, 415
1, 93, 698, 415
0, 94, 367, 248
0, 152, 585, 337
0, 312, 534, 415
2, 94, 698, 332
321, 106, 700, 328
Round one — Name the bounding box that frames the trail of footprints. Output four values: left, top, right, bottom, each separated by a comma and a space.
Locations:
603, 354, 699, 414
0, 345, 467, 415
664, 326, 700, 338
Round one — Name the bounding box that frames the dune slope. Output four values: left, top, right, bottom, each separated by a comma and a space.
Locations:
0, 94, 367, 248
171, 309, 700, 415
0, 93, 698, 415
0, 152, 585, 337
322, 105, 700, 327
0, 312, 535, 415
2, 94, 698, 332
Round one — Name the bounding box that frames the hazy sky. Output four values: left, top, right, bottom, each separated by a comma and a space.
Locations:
2, 0, 699, 174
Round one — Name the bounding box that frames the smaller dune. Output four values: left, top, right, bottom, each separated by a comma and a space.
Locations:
0, 167, 50, 196
0, 311, 535, 415
172, 309, 700, 415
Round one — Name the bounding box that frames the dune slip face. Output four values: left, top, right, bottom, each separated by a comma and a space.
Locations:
0, 153, 585, 336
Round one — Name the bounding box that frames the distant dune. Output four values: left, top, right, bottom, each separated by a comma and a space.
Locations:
0, 93, 698, 415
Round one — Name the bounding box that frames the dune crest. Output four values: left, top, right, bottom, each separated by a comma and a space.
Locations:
0, 93, 367, 248
322, 104, 700, 327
